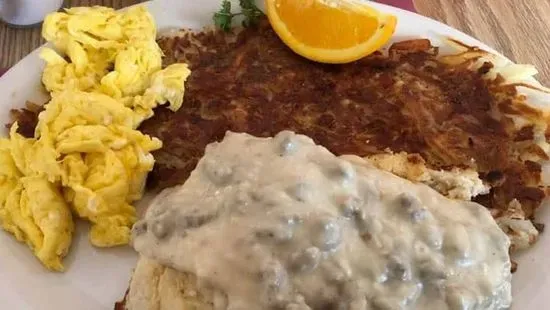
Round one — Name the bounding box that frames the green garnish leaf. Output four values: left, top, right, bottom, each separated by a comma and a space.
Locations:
213, 0, 264, 31
239, 0, 264, 27
213, 0, 233, 32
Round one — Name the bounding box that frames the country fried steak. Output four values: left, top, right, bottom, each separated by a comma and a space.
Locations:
11, 19, 547, 253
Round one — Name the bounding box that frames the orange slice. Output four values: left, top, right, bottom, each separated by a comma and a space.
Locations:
266, 0, 397, 63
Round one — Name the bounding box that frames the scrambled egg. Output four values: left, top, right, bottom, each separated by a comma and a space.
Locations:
37, 91, 164, 247
0, 6, 191, 271
39, 5, 189, 124
0, 133, 73, 271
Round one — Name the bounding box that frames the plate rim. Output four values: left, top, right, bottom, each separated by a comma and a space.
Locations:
0, 1, 547, 309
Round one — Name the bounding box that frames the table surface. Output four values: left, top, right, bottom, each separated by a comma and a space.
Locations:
1, 0, 549, 85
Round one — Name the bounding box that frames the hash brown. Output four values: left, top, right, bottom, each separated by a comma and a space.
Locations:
140, 18, 546, 238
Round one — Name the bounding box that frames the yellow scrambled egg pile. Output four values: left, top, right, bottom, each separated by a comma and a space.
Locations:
0, 6, 191, 271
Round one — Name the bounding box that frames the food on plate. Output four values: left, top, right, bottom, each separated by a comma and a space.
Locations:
213, 0, 264, 31
40, 5, 191, 123
364, 152, 490, 201
119, 131, 512, 309
0, 137, 73, 271
0, 5, 191, 270
2, 0, 546, 286
129, 18, 547, 257
266, 0, 397, 63
37, 90, 163, 247
7, 101, 42, 138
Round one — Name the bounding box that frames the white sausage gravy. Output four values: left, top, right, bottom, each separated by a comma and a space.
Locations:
131, 131, 512, 310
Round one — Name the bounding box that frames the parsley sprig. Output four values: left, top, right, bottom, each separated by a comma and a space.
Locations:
213, 0, 264, 32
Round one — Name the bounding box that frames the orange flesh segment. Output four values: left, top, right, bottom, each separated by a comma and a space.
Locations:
266, 0, 397, 63
275, 0, 380, 49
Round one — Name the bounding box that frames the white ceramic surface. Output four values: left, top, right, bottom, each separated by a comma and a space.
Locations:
0, 1, 547, 309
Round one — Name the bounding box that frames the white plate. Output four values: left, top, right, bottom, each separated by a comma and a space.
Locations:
0, 0, 547, 309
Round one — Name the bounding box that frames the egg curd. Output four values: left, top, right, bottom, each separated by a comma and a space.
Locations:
0, 6, 191, 271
